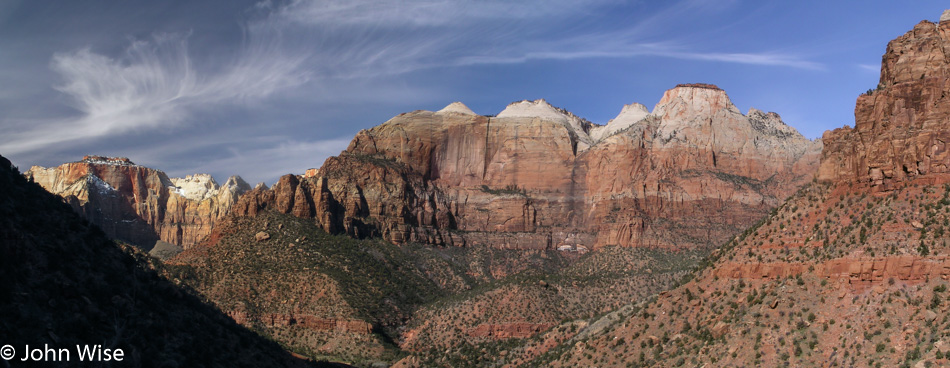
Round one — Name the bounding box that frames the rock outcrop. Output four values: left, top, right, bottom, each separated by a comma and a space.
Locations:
819, 19, 950, 191
26, 156, 250, 250
469, 322, 557, 339
236, 85, 821, 250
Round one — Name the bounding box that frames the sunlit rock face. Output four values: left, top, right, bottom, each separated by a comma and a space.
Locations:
27, 156, 250, 250
820, 19, 950, 191
236, 86, 820, 251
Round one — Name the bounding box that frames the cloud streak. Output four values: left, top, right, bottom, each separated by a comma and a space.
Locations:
0, 26, 309, 156
263, 0, 823, 80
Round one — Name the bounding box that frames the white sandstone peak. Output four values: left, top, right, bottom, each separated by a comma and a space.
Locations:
590, 103, 651, 141
437, 101, 477, 115
942, 9, 950, 23
608, 103, 650, 128
746, 107, 803, 139
169, 174, 219, 201
497, 99, 593, 147
223, 175, 252, 193
497, 99, 570, 122
653, 84, 738, 118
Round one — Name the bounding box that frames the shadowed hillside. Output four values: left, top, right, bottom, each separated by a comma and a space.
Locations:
0, 154, 327, 368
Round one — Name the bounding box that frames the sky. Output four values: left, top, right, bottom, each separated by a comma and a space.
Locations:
1, 0, 948, 185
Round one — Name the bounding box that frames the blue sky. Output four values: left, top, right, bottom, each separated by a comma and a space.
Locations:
0, 0, 947, 184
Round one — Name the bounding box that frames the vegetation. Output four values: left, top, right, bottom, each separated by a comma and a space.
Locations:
0, 155, 323, 367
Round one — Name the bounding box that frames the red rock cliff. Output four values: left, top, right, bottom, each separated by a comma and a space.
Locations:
819, 19, 950, 190
26, 156, 250, 250
236, 87, 821, 250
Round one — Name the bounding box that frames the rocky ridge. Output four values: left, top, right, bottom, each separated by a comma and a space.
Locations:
236, 84, 821, 252
27, 156, 251, 250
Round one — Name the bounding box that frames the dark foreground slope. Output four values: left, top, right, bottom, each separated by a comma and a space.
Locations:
0, 154, 319, 368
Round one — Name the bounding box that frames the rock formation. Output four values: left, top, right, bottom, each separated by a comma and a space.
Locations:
26, 156, 250, 250
819, 19, 950, 191
237, 87, 821, 251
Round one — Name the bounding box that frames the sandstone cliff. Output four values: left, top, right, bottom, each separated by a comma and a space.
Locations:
819, 19, 950, 191
237, 86, 821, 251
26, 156, 251, 250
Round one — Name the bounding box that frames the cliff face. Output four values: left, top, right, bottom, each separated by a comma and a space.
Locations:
819, 20, 950, 190
237, 85, 821, 250
26, 156, 250, 250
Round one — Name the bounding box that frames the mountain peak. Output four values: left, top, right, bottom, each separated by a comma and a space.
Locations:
653, 83, 739, 118
589, 103, 651, 141
674, 83, 723, 90
437, 101, 477, 115
497, 99, 593, 145
81, 155, 137, 166
746, 107, 804, 140
496, 99, 566, 121
610, 103, 650, 126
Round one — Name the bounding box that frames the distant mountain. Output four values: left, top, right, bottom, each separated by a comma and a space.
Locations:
0, 154, 317, 367
236, 84, 820, 252
27, 156, 251, 253
527, 12, 950, 368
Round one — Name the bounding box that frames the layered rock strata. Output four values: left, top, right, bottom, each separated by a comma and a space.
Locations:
27, 156, 250, 249
819, 19, 950, 191
238, 86, 821, 250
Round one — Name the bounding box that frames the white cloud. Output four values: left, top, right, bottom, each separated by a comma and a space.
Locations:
264, 0, 823, 79
857, 63, 880, 73
275, 0, 619, 27
668, 51, 825, 70
0, 27, 309, 156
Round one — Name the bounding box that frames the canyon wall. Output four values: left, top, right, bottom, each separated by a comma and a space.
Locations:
237, 85, 821, 250
27, 156, 250, 250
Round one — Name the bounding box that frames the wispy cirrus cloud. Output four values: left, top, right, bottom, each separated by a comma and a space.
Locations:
857, 63, 880, 73
262, 0, 823, 79
270, 0, 621, 27
0, 22, 309, 156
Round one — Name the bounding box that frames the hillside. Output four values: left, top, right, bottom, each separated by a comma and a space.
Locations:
525, 14, 950, 368
0, 154, 319, 367
167, 211, 595, 365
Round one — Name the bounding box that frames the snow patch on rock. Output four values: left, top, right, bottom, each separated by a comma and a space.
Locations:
86, 174, 116, 195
